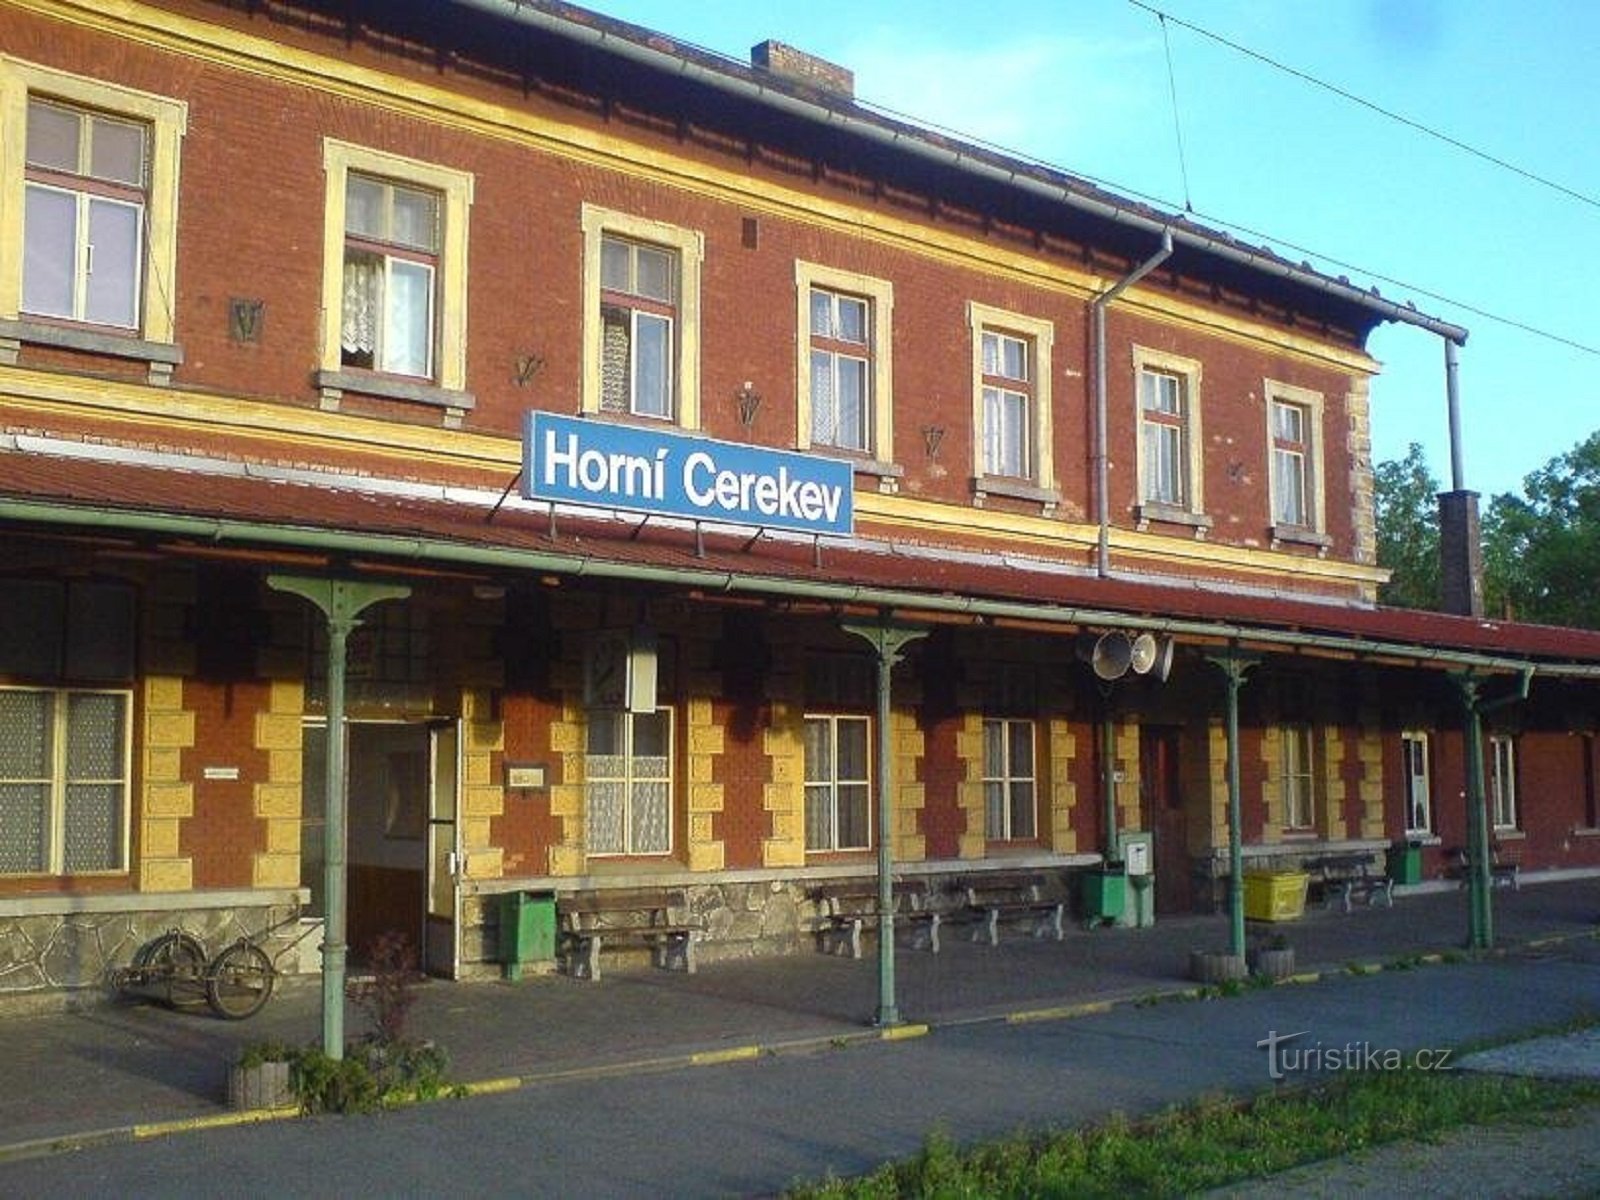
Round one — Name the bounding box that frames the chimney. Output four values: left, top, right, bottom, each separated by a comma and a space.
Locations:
1438, 489, 1485, 617
750, 40, 854, 100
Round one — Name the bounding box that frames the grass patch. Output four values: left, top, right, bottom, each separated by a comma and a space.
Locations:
786, 1069, 1600, 1198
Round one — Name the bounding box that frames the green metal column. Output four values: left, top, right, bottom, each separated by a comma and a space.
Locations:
1209, 652, 1256, 962
269, 576, 410, 1059
841, 616, 927, 1029
1452, 673, 1494, 951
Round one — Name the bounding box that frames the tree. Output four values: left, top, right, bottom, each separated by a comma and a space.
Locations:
1373, 442, 1441, 610
1482, 432, 1600, 629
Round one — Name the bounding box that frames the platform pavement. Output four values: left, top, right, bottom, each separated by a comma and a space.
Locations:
2, 877, 1597, 1161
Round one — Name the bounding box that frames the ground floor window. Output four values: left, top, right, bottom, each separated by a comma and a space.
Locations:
805, 714, 870, 851
1402, 731, 1432, 835
1489, 735, 1518, 830
0, 688, 129, 875
983, 717, 1036, 840
586, 708, 673, 855
1280, 725, 1315, 831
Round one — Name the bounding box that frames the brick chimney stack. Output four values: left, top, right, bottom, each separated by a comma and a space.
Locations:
1438, 490, 1485, 617
751, 40, 854, 100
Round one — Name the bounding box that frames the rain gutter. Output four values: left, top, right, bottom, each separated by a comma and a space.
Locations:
454, 0, 1469, 345
6, 496, 1594, 679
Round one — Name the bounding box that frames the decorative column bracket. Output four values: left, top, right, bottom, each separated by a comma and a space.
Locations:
841, 615, 929, 1029
1205, 650, 1258, 962
268, 576, 410, 1059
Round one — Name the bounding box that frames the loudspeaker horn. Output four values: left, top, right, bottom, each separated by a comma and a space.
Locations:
1129, 633, 1175, 682
1090, 631, 1133, 681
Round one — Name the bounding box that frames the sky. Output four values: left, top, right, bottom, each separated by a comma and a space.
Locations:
587, 0, 1600, 501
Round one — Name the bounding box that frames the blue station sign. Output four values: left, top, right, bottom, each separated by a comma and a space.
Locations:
522, 412, 855, 537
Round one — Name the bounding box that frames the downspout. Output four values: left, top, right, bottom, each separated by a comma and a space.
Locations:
1092, 230, 1173, 577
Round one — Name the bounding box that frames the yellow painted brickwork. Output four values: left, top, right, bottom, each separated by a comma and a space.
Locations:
955, 714, 986, 860
1049, 718, 1079, 855
1116, 719, 1142, 833
1259, 726, 1282, 842
139, 674, 192, 891
762, 629, 806, 868
687, 692, 726, 872
1358, 722, 1387, 839
1208, 722, 1231, 850
1320, 727, 1347, 840
892, 709, 925, 862
252, 677, 304, 888
461, 687, 504, 880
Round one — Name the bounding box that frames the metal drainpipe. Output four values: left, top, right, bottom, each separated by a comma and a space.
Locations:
1092, 231, 1173, 577
1445, 339, 1465, 492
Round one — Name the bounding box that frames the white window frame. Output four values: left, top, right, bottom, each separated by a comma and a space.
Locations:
584, 706, 675, 857
804, 712, 872, 853
1281, 724, 1316, 832
1402, 731, 1432, 836
1489, 735, 1518, 831
339, 172, 439, 379
0, 686, 131, 877
319, 141, 472, 392
982, 716, 1037, 841
968, 303, 1055, 494
581, 205, 702, 429
1266, 380, 1327, 538
1132, 346, 1205, 522
796, 261, 894, 465
0, 58, 186, 345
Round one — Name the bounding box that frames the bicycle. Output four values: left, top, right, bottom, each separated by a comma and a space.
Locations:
111, 907, 317, 1020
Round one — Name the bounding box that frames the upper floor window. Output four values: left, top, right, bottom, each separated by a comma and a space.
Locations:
0, 61, 186, 372
796, 262, 894, 467
581, 205, 702, 429
968, 304, 1057, 503
600, 234, 676, 419
1133, 347, 1206, 527
1402, 731, 1431, 835
317, 142, 473, 415
1266, 381, 1328, 543
341, 173, 438, 379
22, 99, 147, 330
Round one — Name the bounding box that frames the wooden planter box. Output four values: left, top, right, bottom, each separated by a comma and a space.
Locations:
228, 1060, 294, 1111
1247, 946, 1297, 981
1189, 950, 1247, 984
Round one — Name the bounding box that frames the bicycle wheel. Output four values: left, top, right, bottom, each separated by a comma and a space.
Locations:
140, 931, 208, 1006
206, 941, 275, 1020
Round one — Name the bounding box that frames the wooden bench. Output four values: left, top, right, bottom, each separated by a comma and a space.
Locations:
1448, 843, 1523, 891
1304, 853, 1393, 912
954, 871, 1065, 945
810, 878, 941, 958
558, 887, 704, 982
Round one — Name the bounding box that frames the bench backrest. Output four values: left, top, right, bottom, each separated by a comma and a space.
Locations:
958, 872, 1048, 904
560, 888, 688, 926
811, 878, 929, 914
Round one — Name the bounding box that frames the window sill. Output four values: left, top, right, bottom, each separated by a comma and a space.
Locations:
1134, 503, 1212, 537
315, 369, 475, 428
0, 317, 183, 386
971, 476, 1060, 516
1271, 524, 1333, 556
1492, 828, 1526, 841
1572, 827, 1600, 839
1403, 833, 1442, 846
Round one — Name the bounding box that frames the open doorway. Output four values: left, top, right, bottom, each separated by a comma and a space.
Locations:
301, 721, 459, 973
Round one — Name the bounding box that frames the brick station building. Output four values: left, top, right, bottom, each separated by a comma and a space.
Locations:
3, 0, 1599, 1006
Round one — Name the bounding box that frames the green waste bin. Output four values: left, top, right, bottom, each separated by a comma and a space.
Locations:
1388, 843, 1423, 886
501, 891, 556, 980
1081, 866, 1127, 927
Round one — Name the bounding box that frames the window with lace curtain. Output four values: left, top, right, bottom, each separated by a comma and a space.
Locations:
0, 580, 133, 877
585, 708, 674, 856
795, 262, 894, 465
340, 172, 438, 379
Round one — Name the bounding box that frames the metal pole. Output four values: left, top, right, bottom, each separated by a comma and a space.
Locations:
1210, 653, 1255, 962
268, 576, 410, 1059
1454, 674, 1493, 950
841, 617, 927, 1028
1445, 339, 1465, 493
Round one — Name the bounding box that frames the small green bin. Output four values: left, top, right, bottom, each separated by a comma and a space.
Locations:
1388, 843, 1423, 886
1081, 866, 1128, 924
501, 891, 556, 980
